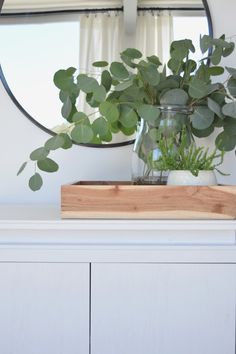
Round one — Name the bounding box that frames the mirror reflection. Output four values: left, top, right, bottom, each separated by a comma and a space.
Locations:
0, 0, 210, 145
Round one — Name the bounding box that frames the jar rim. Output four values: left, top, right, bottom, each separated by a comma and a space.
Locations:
157, 105, 193, 114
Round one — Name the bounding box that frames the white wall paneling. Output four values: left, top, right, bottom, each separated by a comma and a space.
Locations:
92, 263, 236, 354
0, 262, 90, 354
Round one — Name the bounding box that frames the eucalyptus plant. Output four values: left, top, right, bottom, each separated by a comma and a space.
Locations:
18, 34, 236, 190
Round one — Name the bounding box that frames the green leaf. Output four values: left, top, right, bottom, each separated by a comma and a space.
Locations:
77, 74, 99, 93
59, 133, 73, 149
45, 135, 65, 150
119, 106, 138, 128
208, 66, 224, 76
53, 68, 76, 91
92, 61, 108, 67
226, 66, 236, 79
92, 117, 109, 137
99, 101, 119, 123
168, 58, 183, 74
223, 42, 235, 57
222, 102, 236, 118
30, 147, 49, 161
211, 46, 222, 65
216, 131, 236, 151
61, 97, 72, 119
120, 53, 136, 69
147, 55, 162, 67
227, 77, 236, 97
200, 35, 212, 53
139, 64, 160, 86
160, 88, 189, 105
17, 161, 27, 176
72, 112, 89, 124
156, 78, 179, 91
29, 173, 43, 191
114, 81, 133, 91
207, 97, 224, 119
188, 78, 210, 99
121, 48, 142, 59
93, 85, 106, 102
137, 104, 160, 124
71, 124, 94, 143
191, 125, 214, 138
37, 158, 59, 173
224, 118, 236, 136
110, 62, 129, 80
101, 70, 112, 92
191, 106, 215, 130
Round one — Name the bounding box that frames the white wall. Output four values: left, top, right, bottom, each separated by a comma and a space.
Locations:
0, 0, 236, 204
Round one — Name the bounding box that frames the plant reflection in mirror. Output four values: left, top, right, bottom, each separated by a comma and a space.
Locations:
17, 34, 236, 190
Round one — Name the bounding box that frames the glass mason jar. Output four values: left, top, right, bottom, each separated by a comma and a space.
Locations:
131, 105, 193, 185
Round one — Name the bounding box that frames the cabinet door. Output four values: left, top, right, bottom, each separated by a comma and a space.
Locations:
92, 263, 236, 354
0, 263, 89, 354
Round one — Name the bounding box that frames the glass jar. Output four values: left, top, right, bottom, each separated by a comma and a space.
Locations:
131, 105, 192, 185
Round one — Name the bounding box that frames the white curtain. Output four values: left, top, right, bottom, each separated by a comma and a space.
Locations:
77, 11, 124, 122
136, 10, 174, 65
79, 11, 124, 72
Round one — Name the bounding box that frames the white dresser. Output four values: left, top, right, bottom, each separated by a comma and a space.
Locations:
0, 205, 236, 354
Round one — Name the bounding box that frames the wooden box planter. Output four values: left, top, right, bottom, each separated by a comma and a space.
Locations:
61, 181, 236, 219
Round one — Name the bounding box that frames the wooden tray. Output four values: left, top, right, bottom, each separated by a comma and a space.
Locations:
61, 181, 236, 219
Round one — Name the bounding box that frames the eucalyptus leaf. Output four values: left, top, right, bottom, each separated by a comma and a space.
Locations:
137, 104, 160, 124
114, 81, 133, 91
200, 35, 213, 54
226, 66, 236, 79
29, 173, 43, 191
30, 147, 49, 161
210, 46, 222, 65
188, 78, 210, 99
147, 55, 162, 67
119, 106, 138, 128
110, 62, 129, 80
99, 101, 119, 123
224, 118, 236, 136
191, 125, 214, 138
216, 131, 236, 151
222, 102, 236, 118
92, 61, 108, 67
17, 161, 27, 176
77, 74, 99, 93
223, 42, 235, 57
37, 158, 59, 173
121, 48, 142, 59
191, 106, 215, 130
92, 117, 109, 137
139, 64, 160, 86
227, 77, 236, 97
72, 112, 89, 124
160, 88, 189, 105
101, 70, 112, 92
208, 66, 224, 76
61, 97, 72, 119
93, 85, 106, 102
207, 97, 224, 119
53, 68, 76, 91
60, 133, 73, 149
71, 124, 94, 144
45, 135, 65, 150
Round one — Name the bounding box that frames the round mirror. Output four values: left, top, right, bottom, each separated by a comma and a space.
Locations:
0, 0, 212, 147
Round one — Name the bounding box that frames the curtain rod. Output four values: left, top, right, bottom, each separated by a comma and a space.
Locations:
0, 6, 204, 17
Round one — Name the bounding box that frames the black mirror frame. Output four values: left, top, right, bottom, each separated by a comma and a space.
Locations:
0, 0, 213, 148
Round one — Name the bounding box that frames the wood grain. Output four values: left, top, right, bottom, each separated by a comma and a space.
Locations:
61, 183, 236, 219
